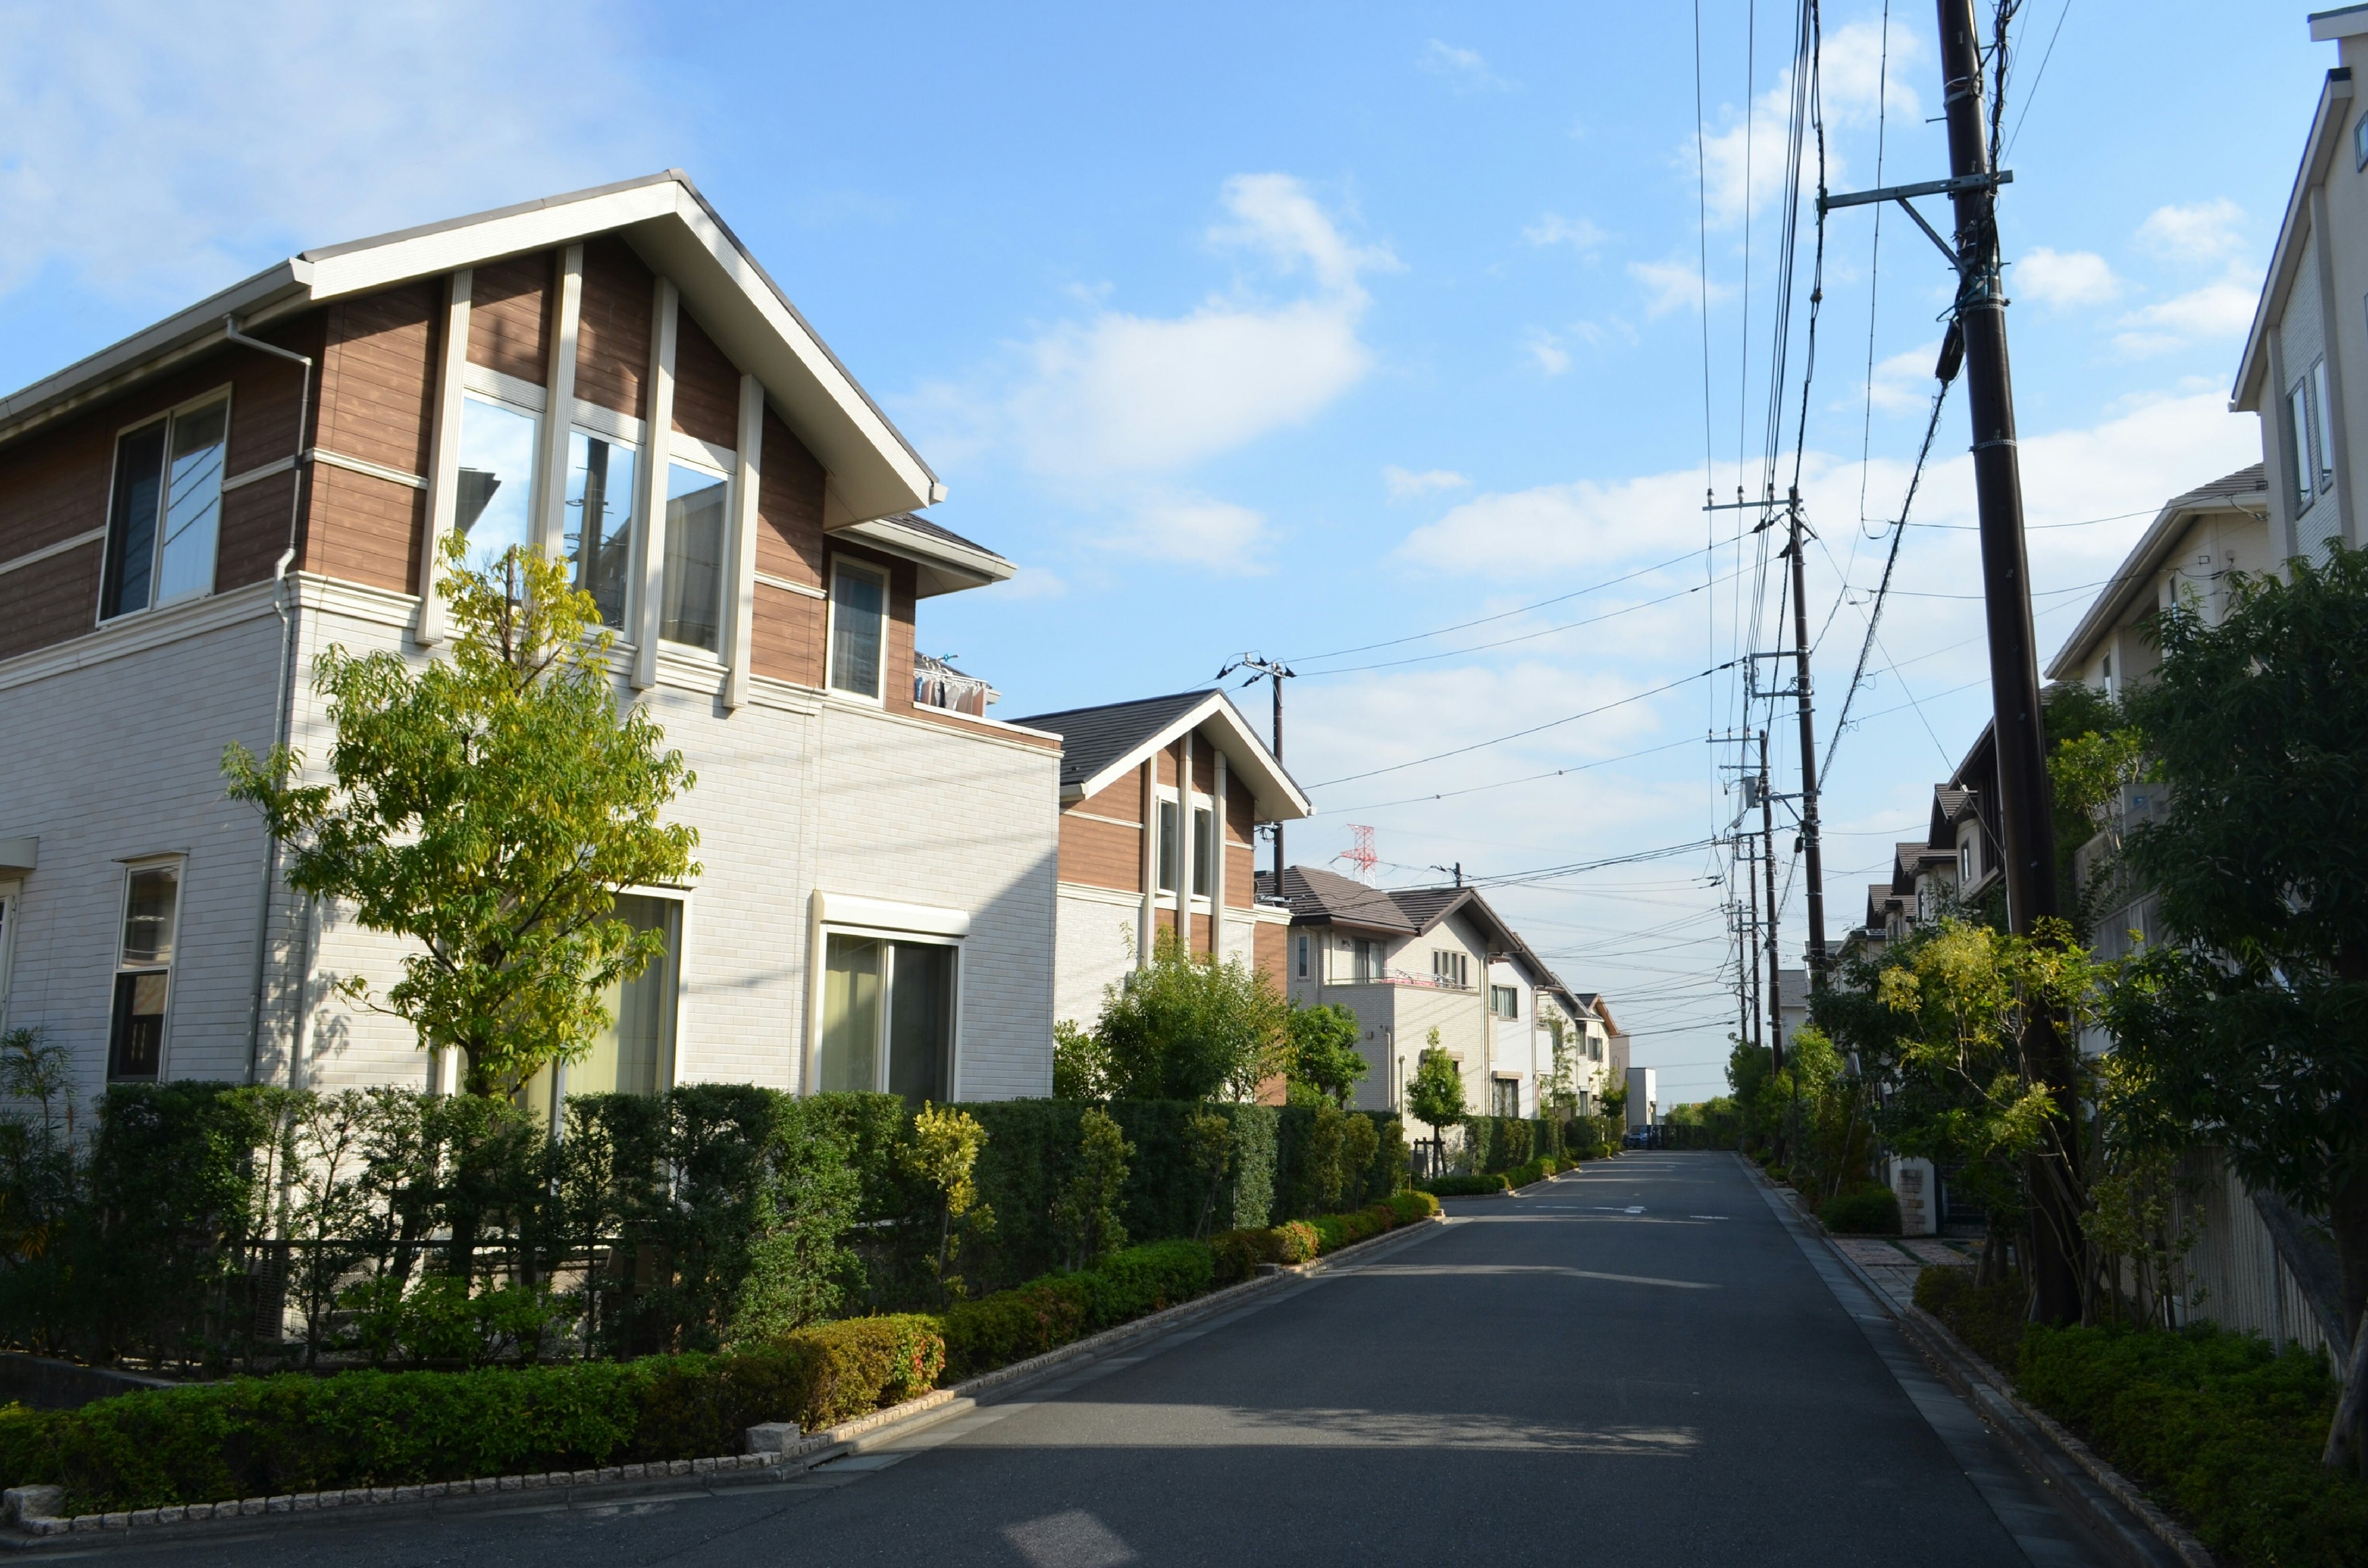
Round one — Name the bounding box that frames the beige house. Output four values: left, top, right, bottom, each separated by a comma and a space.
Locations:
0, 173, 1064, 1109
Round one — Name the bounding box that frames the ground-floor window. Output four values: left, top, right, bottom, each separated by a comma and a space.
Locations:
818, 931, 958, 1103
516, 892, 683, 1114
109, 860, 181, 1080
1489, 1075, 1521, 1119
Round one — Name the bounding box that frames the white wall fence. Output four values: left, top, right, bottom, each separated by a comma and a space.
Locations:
2173, 1149, 2348, 1366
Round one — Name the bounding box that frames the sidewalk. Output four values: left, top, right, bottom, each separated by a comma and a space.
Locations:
1827, 1235, 1975, 1313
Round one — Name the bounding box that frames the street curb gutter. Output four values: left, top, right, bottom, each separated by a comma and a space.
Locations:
1740, 1159, 2214, 1568
2, 1213, 1452, 1547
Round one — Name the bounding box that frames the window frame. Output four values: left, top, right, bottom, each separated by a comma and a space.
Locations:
808, 919, 965, 1101
659, 453, 734, 658
1432, 948, 1470, 990
564, 424, 643, 634
108, 855, 186, 1082
1490, 983, 1519, 1019
2314, 358, 2338, 495
1295, 934, 1309, 980
520, 882, 691, 1121
825, 556, 892, 702
96, 387, 234, 628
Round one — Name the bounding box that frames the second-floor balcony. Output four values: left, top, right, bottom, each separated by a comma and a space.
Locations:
915, 652, 998, 717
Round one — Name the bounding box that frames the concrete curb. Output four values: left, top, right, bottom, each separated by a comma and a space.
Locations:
1737, 1157, 2214, 1568
3, 1213, 1453, 1546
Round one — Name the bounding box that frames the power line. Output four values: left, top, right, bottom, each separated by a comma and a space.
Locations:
1321, 735, 1700, 815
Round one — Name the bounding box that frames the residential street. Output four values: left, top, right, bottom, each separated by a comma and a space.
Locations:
100, 1155, 2100, 1568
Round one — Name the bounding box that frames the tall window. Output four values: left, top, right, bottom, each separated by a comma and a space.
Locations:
566, 431, 638, 629
1192, 806, 1215, 897
1156, 799, 1182, 893
663, 464, 729, 651
576, 895, 678, 1094
102, 398, 228, 620
1295, 934, 1309, 979
454, 394, 540, 572
109, 862, 181, 1080
1490, 1078, 1521, 1117
818, 932, 957, 1102
2315, 358, 2338, 495
1432, 950, 1469, 989
1352, 938, 1381, 982
1490, 985, 1518, 1019
828, 559, 887, 697
2290, 380, 2316, 511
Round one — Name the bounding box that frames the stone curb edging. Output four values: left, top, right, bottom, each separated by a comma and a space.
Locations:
4, 1212, 1454, 1545
1736, 1157, 2216, 1568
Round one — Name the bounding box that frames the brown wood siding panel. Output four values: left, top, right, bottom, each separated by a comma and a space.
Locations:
1254, 921, 1286, 985
0, 544, 102, 661
0, 323, 318, 663
1156, 747, 1177, 786
755, 409, 824, 585
574, 237, 652, 419
303, 464, 422, 593
1191, 742, 1215, 796
315, 284, 437, 475
749, 580, 822, 685
670, 311, 739, 449
1059, 816, 1143, 892
1226, 776, 1256, 842
1072, 768, 1145, 823
466, 252, 552, 384
1227, 844, 1258, 908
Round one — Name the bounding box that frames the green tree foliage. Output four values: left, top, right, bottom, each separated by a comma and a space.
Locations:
1086, 931, 1287, 1102
223, 540, 700, 1095
1053, 1109, 1133, 1269
2042, 681, 2147, 940
1051, 1020, 1109, 1101
2099, 544, 2368, 1471
1406, 1041, 1465, 1149
1184, 1110, 1233, 1239
1283, 1003, 1368, 1107
902, 1103, 994, 1303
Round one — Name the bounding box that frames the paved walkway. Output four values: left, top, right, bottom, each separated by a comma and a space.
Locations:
95, 1154, 2100, 1567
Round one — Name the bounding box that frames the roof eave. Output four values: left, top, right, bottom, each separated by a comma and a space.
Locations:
2234, 72, 2355, 413
834, 516, 1014, 598
1071, 691, 1315, 822
2042, 487, 2269, 679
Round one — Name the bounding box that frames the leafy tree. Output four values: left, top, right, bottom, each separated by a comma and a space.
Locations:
1052, 1019, 1110, 1101
1284, 1003, 1368, 1108
903, 1102, 993, 1303
2101, 544, 2368, 1472
1053, 1108, 1133, 1269
1406, 1035, 1465, 1167
1184, 1110, 1233, 1239
1598, 1077, 1629, 1128
1091, 930, 1287, 1101
224, 540, 699, 1095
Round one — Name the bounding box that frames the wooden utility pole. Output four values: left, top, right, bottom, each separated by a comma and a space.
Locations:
1215, 654, 1295, 886
1743, 827, 1763, 1051
1934, 0, 2080, 1324
1759, 729, 1783, 1073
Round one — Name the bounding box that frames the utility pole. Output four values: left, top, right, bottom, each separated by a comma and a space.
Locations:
1783, 491, 1830, 980
1214, 654, 1296, 886
1759, 729, 1783, 1073
1933, 0, 2078, 1325
1741, 823, 1762, 1052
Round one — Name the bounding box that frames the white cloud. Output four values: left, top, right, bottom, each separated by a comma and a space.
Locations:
2113, 278, 2259, 355
0, 0, 669, 305
1398, 470, 1711, 576
1695, 20, 1920, 227
1384, 466, 1470, 501
1865, 342, 1941, 413
1525, 330, 1572, 376
1094, 493, 1270, 572
1420, 39, 1514, 93
2136, 199, 2247, 265
2015, 247, 2123, 308
1525, 213, 1606, 254
1005, 174, 1390, 478
1629, 257, 1732, 318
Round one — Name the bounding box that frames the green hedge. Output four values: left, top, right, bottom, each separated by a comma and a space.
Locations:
1819, 1186, 1902, 1236
934, 1239, 1216, 1379
2018, 1323, 2368, 1568
1422, 1173, 1510, 1197
0, 1312, 945, 1516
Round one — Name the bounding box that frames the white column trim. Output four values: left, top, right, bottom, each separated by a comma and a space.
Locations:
1137, 760, 1155, 970
1175, 731, 1193, 951
725, 372, 763, 710
2310, 186, 2358, 548
533, 245, 584, 560
631, 279, 679, 690
417, 268, 472, 645
1212, 749, 1227, 960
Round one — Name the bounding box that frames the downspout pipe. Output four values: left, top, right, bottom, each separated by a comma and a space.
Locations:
228, 316, 313, 1086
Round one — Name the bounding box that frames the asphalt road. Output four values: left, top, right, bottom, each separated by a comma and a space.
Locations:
94, 1153, 2102, 1567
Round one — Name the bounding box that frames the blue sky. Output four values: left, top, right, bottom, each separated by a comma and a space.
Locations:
0, 1, 2322, 1101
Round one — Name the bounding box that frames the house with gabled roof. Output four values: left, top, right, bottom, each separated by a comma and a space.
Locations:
1007, 689, 1311, 1030
1257, 866, 1607, 1122
0, 171, 1064, 1110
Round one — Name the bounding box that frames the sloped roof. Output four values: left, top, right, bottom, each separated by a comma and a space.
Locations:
1261, 866, 1572, 998
1013, 689, 1312, 821
0, 170, 947, 540
2044, 464, 2269, 681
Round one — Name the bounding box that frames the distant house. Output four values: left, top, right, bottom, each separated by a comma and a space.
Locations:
1006, 690, 1310, 1030
0, 172, 1063, 1109
1259, 866, 1606, 1119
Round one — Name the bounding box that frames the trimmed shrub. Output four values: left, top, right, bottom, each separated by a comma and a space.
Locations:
795, 1315, 945, 1424
935, 1241, 1218, 1380
1270, 1220, 1320, 1264
2017, 1322, 2368, 1568
1819, 1186, 1902, 1236
1914, 1265, 2028, 1375
1422, 1173, 1510, 1197
1389, 1190, 1441, 1223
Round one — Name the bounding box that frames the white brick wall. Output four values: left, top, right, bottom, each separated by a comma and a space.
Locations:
0, 576, 1060, 1104
1054, 885, 1139, 1030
